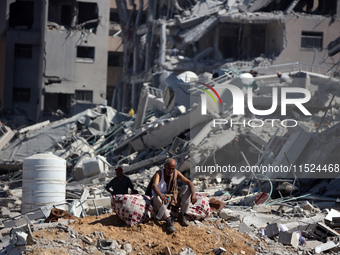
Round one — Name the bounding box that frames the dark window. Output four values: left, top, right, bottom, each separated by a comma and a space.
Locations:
108, 52, 122, 66
78, 2, 98, 30
77, 46, 95, 61
9, 1, 34, 28
15, 44, 32, 59
301, 31, 323, 50
61, 5, 72, 26
13, 88, 30, 102
75, 90, 93, 102
110, 10, 120, 23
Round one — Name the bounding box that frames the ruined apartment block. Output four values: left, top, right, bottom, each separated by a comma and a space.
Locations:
113, 0, 340, 112
1, 0, 110, 121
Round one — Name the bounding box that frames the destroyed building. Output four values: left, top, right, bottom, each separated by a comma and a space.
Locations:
2, 0, 340, 254
112, 0, 340, 112
0, 0, 110, 122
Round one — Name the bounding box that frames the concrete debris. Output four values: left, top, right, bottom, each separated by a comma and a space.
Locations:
266, 223, 280, 238
218, 208, 240, 221
97, 239, 119, 251
0, 0, 340, 254
313, 222, 340, 241
278, 231, 300, 248
180, 246, 196, 255
315, 240, 340, 254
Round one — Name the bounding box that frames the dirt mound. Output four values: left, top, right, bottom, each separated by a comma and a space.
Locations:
27, 212, 256, 254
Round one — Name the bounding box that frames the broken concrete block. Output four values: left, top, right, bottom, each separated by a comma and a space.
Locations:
313, 222, 340, 241
238, 222, 252, 234
123, 242, 132, 253
169, 137, 188, 155
270, 124, 312, 178
301, 201, 319, 212
18, 121, 50, 134
11, 223, 36, 246
278, 232, 299, 248
315, 241, 338, 254
0, 125, 15, 151
15, 231, 28, 246
328, 217, 340, 228
173, 105, 187, 116
82, 156, 109, 178
130, 137, 145, 152
325, 208, 340, 222
218, 208, 239, 221
180, 246, 196, 255
1, 207, 11, 217
266, 223, 280, 238
97, 239, 119, 251
134, 83, 149, 129
253, 204, 272, 213
73, 155, 91, 181
191, 121, 213, 146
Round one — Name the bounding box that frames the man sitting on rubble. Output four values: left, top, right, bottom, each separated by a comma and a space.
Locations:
146, 158, 197, 233
105, 167, 138, 195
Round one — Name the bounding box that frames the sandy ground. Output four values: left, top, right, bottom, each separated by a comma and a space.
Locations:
26, 212, 257, 255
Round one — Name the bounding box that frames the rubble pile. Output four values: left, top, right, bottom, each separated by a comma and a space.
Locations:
0, 63, 340, 254
1, 0, 340, 253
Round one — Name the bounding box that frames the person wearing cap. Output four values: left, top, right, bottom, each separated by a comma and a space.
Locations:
105, 167, 138, 195
146, 158, 197, 233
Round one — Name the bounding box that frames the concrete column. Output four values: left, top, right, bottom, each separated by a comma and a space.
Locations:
134, 83, 149, 129
131, 82, 136, 111
36, 0, 47, 122
145, 0, 154, 72
159, 20, 166, 68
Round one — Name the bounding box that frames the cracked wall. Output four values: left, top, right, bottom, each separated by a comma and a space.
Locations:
44, 0, 109, 115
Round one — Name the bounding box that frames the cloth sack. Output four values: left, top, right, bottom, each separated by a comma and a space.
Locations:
111, 194, 153, 226
111, 194, 211, 226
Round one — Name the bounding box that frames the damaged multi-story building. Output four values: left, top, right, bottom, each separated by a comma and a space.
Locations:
1, 0, 340, 121
0, 0, 110, 122
114, 0, 340, 112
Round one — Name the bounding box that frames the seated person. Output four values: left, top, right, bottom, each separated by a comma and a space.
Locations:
105, 167, 138, 195
146, 158, 197, 233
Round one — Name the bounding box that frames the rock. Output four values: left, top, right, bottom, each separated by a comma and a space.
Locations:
180, 246, 196, 255
1, 207, 10, 216
123, 242, 133, 253
239, 222, 252, 234
219, 209, 239, 221
273, 250, 287, 255
111, 249, 127, 255
98, 239, 119, 250
217, 224, 224, 230
194, 220, 204, 227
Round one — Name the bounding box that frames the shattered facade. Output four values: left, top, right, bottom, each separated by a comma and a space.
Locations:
114, 0, 340, 112
2, 1, 340, 254
0, 0, 110, 122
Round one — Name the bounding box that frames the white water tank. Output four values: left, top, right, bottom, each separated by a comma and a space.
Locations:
21, 152, 66, 214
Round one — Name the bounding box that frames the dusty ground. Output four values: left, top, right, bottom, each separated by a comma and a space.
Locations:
26, 212, 257, 255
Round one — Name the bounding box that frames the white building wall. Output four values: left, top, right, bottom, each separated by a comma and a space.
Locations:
274, 15, 340, 70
